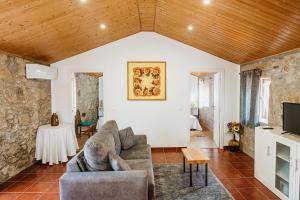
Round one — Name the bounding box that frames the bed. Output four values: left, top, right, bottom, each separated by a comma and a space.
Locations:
190, 115, 202, 131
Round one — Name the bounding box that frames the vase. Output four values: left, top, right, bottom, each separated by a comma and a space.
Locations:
228, 133, 239, 152
51, 113, 59, 126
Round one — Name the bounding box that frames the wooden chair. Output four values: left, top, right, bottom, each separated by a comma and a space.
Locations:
75, 110, 81, 137
75, 109, 96, 137
84, 123, 97, 138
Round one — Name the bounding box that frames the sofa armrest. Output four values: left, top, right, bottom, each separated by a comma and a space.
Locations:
134, 135, 147, 145
60, 171, 148, 200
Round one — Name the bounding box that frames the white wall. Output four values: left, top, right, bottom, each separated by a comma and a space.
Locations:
189, 75, 199, 108
51, 32, 240, 147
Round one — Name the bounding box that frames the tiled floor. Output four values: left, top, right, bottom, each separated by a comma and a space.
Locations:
190, 130, 218, 148
0, 148, 279, 200
152, 148, 280, 200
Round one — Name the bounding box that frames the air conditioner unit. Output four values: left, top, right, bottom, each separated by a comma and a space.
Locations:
26, 64, 58, 80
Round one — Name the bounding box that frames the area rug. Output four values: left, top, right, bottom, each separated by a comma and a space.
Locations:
154, 164, 233, 200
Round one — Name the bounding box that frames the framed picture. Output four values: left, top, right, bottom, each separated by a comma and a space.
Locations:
127, 61, 166, 100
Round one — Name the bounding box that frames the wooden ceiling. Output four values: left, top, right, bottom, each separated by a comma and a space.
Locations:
1, 0, 300, 64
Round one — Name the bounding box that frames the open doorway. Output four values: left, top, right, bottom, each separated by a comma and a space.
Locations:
189, 72, 221, 149
72, 72, 103, 149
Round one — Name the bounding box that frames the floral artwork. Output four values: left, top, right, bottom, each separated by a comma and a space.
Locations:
128, 62, 166, 100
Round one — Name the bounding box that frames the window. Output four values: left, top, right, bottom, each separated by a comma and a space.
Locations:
259, 78, 271, 124
198, 80, 210, 108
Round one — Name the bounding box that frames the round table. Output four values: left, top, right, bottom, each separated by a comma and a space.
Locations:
35, 123, 79, 165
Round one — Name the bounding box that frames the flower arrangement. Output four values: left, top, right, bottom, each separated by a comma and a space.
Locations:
227, 122, 243, 134
227, 122, 243, 152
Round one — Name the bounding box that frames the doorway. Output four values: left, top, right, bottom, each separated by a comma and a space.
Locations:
189, 72, 221, 149
71, 72, 104, 149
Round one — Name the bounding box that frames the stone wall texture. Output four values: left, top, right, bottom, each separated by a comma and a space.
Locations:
0, 53, 51, 182
240, 50, 300, 157
199, 75, 214, 131
75, 73, 99, 122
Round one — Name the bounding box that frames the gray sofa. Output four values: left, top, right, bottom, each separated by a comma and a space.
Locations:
59, 120, 154, 200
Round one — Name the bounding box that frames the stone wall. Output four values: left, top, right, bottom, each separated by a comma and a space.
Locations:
199, 75, 214, 131
240, 49, 300, 157
75, 73, 99, 122
0, 53, 51, 182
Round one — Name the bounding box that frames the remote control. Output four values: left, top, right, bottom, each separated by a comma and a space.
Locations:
263, 127, 274, 130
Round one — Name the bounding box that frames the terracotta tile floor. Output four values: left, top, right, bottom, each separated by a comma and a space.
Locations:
0, 148, 279, 200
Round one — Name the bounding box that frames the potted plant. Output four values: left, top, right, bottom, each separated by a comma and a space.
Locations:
227, 122, 243, 152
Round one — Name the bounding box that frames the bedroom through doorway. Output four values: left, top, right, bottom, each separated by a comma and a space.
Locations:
189, 72, 220, 149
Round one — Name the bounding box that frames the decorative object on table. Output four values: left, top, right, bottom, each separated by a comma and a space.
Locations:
35, 123, 79, 165
51, 113, 59, 126
127, 61, 166, 100
154, 164, 233, 199
227, 122, 243, 152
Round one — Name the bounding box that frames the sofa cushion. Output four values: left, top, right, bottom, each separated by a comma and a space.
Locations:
100, 120, 122, 155
84, 133, 115, 171
66, 150, 84, 172
126, 159, 155, 200
119, 127, 136, 150
120, 144, 151, 160
108, 152, 131, 171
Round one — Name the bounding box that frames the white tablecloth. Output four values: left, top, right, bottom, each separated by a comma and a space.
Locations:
35, 123, 79, 165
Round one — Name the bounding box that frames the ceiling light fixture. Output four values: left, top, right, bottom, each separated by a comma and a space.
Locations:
203, 0, 211, 5
99, 23, 107, 30
80, 0, 88, 4
187, 25, 194, 32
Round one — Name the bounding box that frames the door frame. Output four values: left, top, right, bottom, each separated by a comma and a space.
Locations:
189, 68, 225, 149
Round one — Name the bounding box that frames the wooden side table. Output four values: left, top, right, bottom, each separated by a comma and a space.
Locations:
182, 148, 210, 187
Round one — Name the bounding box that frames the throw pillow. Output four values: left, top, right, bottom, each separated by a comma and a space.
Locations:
100, 120, 122, 155
119, 127, 136, 150
84, 133, 116, 171
76, 154, 88, 172
108, 152, 131, 171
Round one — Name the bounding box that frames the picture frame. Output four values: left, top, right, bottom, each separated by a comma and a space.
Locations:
127, 61, 166, 100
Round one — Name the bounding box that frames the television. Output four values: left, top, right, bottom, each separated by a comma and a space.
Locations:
283, 102, 300, 135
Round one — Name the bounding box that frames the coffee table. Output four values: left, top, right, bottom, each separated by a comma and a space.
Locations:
181, 148, 210, 187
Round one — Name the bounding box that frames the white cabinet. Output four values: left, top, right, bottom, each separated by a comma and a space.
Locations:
255, 127, 300, 200
255, 129, 275, 188
294, 146, 300, 200
274, 138, 295, 199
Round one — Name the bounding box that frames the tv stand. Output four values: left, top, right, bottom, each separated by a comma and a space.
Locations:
255, 126, 300, 200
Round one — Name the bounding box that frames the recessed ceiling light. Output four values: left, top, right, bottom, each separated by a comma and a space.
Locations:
99, 23, 107, 30
187, 25, 194, 32
80, 0, 88, 4
203, 0, 211, 5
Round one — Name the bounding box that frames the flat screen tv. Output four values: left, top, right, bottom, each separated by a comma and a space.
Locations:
283, 102, 300, 135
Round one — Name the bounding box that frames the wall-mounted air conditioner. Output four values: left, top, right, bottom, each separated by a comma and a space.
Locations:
26, 64, 57, 80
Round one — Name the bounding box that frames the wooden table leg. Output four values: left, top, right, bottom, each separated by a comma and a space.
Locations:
205, 163, 208, 186
183, 156, 185, 172
197, 164, 199, 172
190, 164, 193, 187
